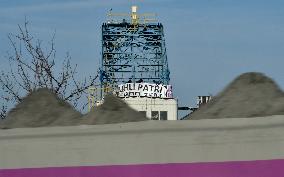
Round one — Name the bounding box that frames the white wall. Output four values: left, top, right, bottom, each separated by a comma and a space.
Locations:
122, 97, 178, 120
1, 116, 284, 169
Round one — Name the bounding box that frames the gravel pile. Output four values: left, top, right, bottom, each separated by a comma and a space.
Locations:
186, 72, 284, 119
0, 88, 82, 129
81, 94, 148, 125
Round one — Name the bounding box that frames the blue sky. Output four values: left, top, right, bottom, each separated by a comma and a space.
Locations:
1, 0, 284, 116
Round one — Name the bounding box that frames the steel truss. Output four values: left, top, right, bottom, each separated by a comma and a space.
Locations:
100, 22, 170, 92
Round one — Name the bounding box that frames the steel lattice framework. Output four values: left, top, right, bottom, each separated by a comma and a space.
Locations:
100, 22, 170, 91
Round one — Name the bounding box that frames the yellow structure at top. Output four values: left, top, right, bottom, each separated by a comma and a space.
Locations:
107, 5, 157, 25
131, 6, 138, 25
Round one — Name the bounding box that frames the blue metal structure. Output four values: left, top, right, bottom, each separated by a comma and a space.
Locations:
100, 7, 170, 94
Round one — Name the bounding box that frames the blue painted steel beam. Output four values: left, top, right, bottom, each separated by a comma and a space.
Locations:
100, 22, 170, 92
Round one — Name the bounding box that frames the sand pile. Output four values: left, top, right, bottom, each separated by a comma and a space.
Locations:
186, 72, 284, 120
81, 94, 148, 125
0, 88, 82, 129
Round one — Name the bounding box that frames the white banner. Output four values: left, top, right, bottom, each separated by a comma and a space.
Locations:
118, 83, 173, 98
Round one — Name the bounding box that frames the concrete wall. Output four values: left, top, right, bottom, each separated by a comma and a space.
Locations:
1, 115, 284, 169
122, 97, 178, 120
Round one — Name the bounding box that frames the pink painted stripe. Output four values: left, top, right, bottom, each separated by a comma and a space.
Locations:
1, 159, 284, 177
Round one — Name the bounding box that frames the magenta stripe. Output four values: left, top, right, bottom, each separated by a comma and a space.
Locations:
1, 159, 284, 177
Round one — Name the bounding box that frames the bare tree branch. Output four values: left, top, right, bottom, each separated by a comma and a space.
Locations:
0, 20, 99, 118
0, 104, 7, 120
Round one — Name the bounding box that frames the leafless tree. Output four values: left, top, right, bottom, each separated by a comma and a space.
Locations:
0, 104, 7, 119
0, 20, 98, 118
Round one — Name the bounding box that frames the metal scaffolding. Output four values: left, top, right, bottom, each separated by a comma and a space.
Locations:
100, 6, 170, 96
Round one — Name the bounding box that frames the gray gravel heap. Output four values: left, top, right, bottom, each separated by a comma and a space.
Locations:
186, 72, 284, 120
81, 94, 148, 125
0, 88, 82, 129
